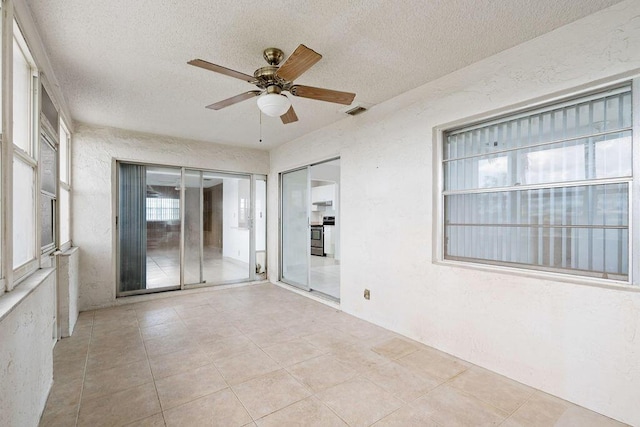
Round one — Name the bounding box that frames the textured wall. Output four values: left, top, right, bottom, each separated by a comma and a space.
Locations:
72, 124, 269, 310
269, 1, 640, 424
57, 247, 80, 337
0, 271, 56, 427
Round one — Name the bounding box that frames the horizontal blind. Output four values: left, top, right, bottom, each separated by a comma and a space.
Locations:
443, 84, 632, 280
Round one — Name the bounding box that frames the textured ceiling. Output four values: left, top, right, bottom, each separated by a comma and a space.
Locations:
26, 0, 622, 149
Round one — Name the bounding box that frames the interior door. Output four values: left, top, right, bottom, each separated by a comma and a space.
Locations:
281, 167, 310, 290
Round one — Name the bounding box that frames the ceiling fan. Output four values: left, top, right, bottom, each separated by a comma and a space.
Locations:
188, 44, 356, 124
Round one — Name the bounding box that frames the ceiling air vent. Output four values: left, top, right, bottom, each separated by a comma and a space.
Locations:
341, 102, 371, 116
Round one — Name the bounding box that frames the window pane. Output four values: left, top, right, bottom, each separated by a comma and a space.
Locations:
40, 137, 57, 195
40, 195, 54, 248
444, 131, 632, 191
445, 87, 632, 161
59, 187, 70, 244
444, 183, 629, 278
12, 37, 32, 155
13, 158, 35, 268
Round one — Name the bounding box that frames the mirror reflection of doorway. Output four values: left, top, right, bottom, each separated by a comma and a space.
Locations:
280, 158, 340, 301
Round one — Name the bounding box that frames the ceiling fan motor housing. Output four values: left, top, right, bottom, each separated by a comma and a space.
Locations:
263, 47, 284, 65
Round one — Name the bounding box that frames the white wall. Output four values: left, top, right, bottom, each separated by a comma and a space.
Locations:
268, 1, 640, 425
72, 123, 269, 310
0, 270, 56, 427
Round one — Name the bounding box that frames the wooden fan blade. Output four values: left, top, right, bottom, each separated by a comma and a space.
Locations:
280, 105, 298, 124
188, 59, 256, 83
275, 44, 322, 82
289, 85, 355, 105
206, 91, 262, 110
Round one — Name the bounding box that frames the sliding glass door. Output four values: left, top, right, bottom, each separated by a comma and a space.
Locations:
118, 164, 181, 293
280, 159, 341, 300
280, 168, 310, 290
184, 169, 252, 286
117, 162, 263, 296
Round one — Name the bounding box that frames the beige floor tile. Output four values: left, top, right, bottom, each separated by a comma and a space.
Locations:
141, 321, 188, 341
303, 330, 359, 353
372, 404, 440, 426
149, 347, 213, 379
202, 335, 261, 362
155, 363, 227, 410
91, 317, 139, 336
77, 382, 161, 426
364, 360, 441, 402
336, 319, 395, 343
174, 304, 218, 321
448, 366, 534, 414
124, 413, 166, 426
86, 341, 148, 372
82, 359, 153, 401
38, 402, 79, 427
555, 405, 628, 426
397, 347, 470, 380
163, 388, 251, 427
372, 337, 420, 360
137, 307, 182, 328
232, 369, 311, 419
329, 344, 390, 372
53, 357, 87, 386
53, 335, 91, 359
256, 396, 347, 427
44, 284, 624, 427
411, 384, 508, 426
262, 338, 325, 367
144, 334, 199, 358
246, 326, 302, 348
287, 355, 357, 392
503, 391, 627, 427
45, 378, 83, 410
316, 378, 403, 427
214, 348, 280, 385
501, 391, 568, 426
89, 327, 142, 347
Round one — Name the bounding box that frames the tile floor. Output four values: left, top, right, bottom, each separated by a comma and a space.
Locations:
41, 283, 627, 426
310, 255, 340, 299
145, 247, 250, 289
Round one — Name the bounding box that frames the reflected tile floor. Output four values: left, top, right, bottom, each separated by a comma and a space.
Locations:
41, 284, 628, 426
146, 247, 250, 289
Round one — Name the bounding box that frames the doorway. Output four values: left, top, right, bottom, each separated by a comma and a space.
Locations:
117, 162, 266, 296
280, 159, 340, 300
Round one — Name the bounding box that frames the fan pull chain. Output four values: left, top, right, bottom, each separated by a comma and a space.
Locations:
259, 110, 263, 143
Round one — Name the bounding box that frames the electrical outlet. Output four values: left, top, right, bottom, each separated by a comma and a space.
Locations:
364, 289, 370, 300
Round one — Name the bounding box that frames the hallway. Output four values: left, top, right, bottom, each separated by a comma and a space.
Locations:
41, 284, 625, 426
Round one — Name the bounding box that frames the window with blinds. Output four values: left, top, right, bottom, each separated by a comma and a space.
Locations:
442, 84, 632, 280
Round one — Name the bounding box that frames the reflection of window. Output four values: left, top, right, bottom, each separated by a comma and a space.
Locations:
146, 198, 180, 221
442, 84, 633, 281
237, 179, 250, 229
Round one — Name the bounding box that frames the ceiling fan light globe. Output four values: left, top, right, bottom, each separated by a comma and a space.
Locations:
257, 93, 291, 117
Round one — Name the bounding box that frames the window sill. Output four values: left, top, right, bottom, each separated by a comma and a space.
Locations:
0, 268, 55, 323
434, 259, 640, 293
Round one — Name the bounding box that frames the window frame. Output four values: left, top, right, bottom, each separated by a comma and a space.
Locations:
433, 76, 640, 289
58, 119, 71, 251
11, 20, 39, 284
